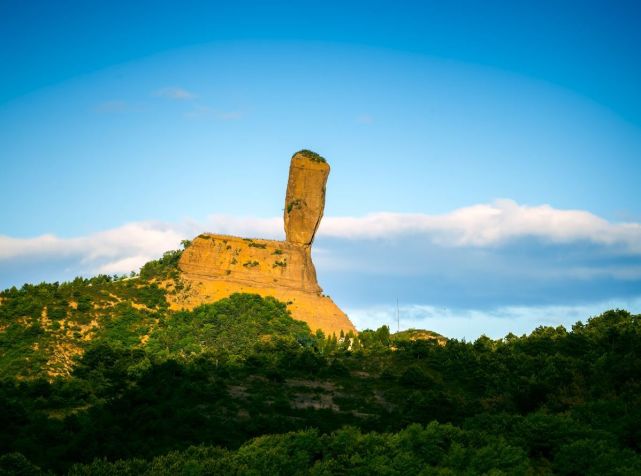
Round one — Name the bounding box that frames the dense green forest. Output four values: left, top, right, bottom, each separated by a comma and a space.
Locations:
1, 249, 640, 474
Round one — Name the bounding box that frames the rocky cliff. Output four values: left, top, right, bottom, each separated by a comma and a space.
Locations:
172, 150, 355, 336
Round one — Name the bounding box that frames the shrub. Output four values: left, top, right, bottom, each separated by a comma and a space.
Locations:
287, 199, 303, 214
294, 149, 327, 163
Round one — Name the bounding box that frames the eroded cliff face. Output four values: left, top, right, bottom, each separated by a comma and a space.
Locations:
174, 151, 355, 336
179, 235, 321, 294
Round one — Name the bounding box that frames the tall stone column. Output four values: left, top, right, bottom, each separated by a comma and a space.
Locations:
284, 150, 330, 245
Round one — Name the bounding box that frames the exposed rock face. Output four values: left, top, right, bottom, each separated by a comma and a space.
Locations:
175, 150, 355, 336
284, 151, 329, 246
179, 235, 321, 294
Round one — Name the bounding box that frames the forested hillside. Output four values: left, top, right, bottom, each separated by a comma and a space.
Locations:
1, 249, 640, 474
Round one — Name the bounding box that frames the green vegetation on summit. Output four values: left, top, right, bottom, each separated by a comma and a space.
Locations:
294, 149, 327, 163
1, 248, 641, 474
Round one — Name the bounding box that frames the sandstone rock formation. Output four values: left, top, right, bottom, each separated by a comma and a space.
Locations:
179, 236, 321, 294
172, 150, 355, 336
284, 151, 329, 246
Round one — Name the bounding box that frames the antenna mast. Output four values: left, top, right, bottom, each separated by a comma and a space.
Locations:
396, 297, 400, 333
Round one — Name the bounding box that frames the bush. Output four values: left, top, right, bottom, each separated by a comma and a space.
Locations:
294, 149, 327, 163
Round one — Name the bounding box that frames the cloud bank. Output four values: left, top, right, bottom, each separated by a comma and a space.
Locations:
0, 222, 186, 276
346, 296, 641, 340
1, 199, 640, 277
1, 200, 639, 338
319, 199, 641, 252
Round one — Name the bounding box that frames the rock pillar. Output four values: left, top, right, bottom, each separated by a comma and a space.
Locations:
284, 151, 330, 245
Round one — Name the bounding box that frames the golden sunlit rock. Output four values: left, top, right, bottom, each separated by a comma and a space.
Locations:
174, 150, 355, 336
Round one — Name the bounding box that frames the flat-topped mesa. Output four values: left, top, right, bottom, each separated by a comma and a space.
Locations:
284, 150, 329, 246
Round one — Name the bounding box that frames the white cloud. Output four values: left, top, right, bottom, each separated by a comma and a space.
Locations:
199, 200, 641, 253
1, 200, 640, 281
347, 296, 641, 340
318, 199, 641, 253
154, 87, 197, 100
96, 256, 150, 275
0, 222, 186, 275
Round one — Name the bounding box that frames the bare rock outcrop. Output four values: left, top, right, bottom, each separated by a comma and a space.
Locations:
174, 150, 355, 336
179, 235, 321, 294
284, 150, 329, 246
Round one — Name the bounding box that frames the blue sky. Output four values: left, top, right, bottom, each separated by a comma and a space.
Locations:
1, 1, 640, 338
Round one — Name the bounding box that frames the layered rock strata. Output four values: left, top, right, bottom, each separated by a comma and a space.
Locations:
174, 151, 355, 336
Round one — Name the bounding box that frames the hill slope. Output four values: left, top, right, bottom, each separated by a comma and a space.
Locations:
1, 250, 641, 474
